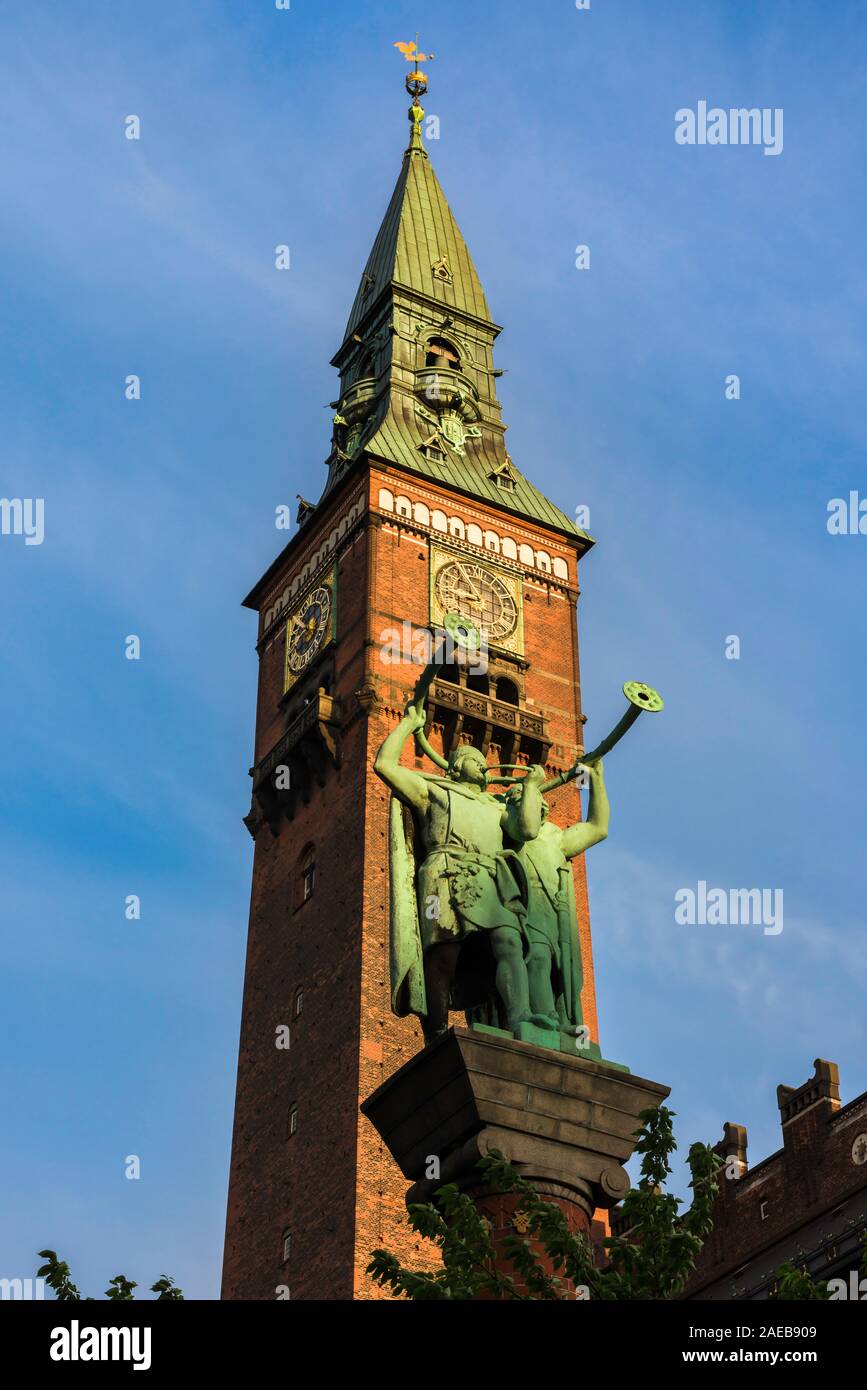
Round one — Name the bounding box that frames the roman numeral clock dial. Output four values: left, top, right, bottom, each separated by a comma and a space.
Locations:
431, 551, 522, 654
284, 582, 333, 692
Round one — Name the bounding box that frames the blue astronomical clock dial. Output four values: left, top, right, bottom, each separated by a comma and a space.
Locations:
286, 584, 332, 680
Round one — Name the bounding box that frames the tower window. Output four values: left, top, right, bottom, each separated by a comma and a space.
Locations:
296, 845, 316, 908
302, 858, 315, 901
288, 1106, 298, 1138
425, 337, 461, 370
281, 1230, 292, 1263
294, 987, 304, 1018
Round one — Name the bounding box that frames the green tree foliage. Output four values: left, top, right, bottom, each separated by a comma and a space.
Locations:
36, 1252, 87, 1301
772, 1262, 831, 1301
368, 1105, 723, 1300
36, 1251, 183, 1301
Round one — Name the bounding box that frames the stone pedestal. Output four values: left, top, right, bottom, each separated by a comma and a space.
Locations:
361, 1026, 670, 1291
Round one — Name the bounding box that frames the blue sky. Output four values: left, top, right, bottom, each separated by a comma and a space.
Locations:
1, 0, 865, 1299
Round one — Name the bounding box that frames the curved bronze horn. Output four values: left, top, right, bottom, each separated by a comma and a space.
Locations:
540, 681, 664, 791
410, 614, 485, 772
487, 682, 665, 789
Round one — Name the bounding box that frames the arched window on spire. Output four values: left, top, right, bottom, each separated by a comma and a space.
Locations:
425, 337, 461, 371
356, 351, 375, 382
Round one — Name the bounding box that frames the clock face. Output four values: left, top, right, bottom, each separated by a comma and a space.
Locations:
853, 1134, 867, 1166
286, 585, 332, 679
434, 559, 519, 645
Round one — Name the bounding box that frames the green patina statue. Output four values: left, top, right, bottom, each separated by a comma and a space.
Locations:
374, 702, 609, 1047
505, 763, 609, 1034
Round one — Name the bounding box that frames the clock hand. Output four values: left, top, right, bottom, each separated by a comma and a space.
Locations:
454, 564, 483, 603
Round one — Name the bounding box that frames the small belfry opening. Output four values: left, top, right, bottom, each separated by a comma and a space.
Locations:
357, 351, 375, 379
425, 337, 460, 370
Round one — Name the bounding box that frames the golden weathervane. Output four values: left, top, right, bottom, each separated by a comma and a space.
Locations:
394, 37, 435, 98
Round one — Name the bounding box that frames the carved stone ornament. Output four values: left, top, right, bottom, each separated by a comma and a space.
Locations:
354, 683, 382, 715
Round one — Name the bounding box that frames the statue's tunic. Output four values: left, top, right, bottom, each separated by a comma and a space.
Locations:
417, 784, 525, 950
516, 822, 567, 963
502, 818, 584, 1028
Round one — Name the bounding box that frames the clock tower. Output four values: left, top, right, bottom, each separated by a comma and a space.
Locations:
221, 74, 600, 1301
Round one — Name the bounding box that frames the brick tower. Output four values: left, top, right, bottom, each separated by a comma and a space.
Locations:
221, 87, 601, 1301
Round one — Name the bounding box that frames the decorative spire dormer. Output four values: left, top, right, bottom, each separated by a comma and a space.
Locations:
320, 46, 585, 542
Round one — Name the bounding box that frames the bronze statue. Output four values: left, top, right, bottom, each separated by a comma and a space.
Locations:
374, 639, 661, 1048
374, 704, 546, 1043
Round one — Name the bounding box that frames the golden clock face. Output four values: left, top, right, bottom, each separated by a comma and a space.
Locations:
432, 556, 520, 648
285, 584, 332, 685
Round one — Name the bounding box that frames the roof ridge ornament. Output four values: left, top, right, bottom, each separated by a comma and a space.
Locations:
394, 37, 434, 157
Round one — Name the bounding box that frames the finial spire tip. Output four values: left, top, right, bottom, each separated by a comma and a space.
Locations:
394, 37, 434, 155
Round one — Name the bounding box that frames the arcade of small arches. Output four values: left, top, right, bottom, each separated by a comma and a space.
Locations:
377, 487, 570, 581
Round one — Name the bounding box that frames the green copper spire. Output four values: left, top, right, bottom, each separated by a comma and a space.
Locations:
342, 87, 491, 340
323, 49, 589, 545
